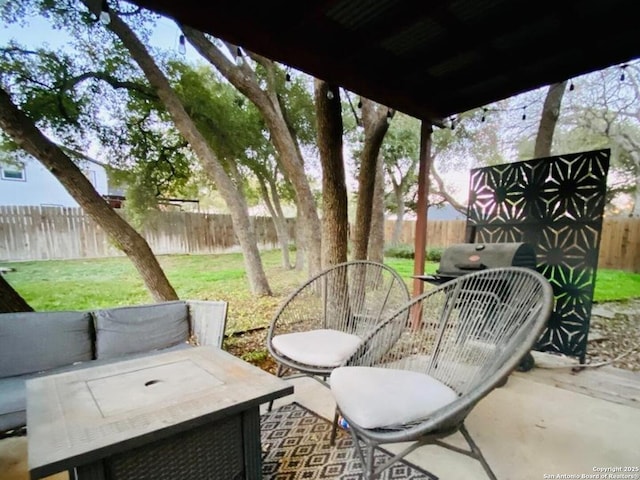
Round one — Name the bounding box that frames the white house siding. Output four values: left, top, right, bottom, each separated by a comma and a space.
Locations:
0, 154, 108, 207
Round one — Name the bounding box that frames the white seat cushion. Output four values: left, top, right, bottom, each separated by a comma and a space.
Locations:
330, 366, 458, 429
271, 329, 361, 367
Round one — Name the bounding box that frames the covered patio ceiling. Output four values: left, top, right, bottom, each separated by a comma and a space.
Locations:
129, 0, 640, 122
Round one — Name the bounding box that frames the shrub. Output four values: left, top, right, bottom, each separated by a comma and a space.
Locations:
384, 244, 415, 259
384, 244, 443, 262
426, 247, 443, 262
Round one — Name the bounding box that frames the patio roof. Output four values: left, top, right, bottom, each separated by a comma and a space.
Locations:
129, 0, 640, 121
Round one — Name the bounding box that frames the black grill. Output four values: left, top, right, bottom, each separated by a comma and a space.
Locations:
418, 242, 537, 285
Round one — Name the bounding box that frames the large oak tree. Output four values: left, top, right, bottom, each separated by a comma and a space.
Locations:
80, 0, 272, 295
0, 86, 179, 302
181, 27, 323, 276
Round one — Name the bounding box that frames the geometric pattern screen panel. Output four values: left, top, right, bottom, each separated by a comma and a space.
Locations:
466, 149, 610, 362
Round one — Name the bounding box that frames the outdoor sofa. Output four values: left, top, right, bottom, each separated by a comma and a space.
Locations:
0, 299, 228, 433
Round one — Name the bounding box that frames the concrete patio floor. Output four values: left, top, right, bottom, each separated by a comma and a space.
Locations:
2, 354, 638, 480
269, 356, 640, 480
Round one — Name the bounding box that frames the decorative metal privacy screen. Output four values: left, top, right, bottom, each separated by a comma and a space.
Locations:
466, 149, 610, 362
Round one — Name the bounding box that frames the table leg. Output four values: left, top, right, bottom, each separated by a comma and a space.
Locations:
74, 461, 107, 480
241, 407, 262, 480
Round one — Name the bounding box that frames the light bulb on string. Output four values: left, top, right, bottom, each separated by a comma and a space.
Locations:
357, 99, 362, 109
521, 106, 527, 121
326, 90, 334, 100
386, 109, 393, 124
620, 64, 627, 82
98, 0, 110, 25
178, 35, 186, 55
284, 68, 292, 89
235, 47, 244, 67
450, 116, 456, 130
481, 107, 487, 122
569, 80, 575, 92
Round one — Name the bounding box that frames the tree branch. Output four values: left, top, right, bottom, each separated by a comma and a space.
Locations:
61, 71, 157, 99
430, 163, 467, 214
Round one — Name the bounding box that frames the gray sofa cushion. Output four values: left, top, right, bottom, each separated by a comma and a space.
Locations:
0, 375, 29, 431
94, 301, 189, 359
0, 311, 93, 377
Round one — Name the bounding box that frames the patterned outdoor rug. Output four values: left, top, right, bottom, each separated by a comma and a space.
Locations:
261, 402, 437, 479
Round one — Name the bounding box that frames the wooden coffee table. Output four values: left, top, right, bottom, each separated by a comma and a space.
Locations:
27, 346, 293, 480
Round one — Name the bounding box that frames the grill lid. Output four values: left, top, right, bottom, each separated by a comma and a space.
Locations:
437, 242, 537, 277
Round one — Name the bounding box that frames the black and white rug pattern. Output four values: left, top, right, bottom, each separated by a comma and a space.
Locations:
261, 402, 437, 479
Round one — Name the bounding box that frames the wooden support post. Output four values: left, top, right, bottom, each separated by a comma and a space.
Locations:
412, 120, 433, 296
411, 120, 433, 326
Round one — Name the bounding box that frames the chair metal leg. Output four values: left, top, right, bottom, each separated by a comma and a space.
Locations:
366, 440, 375, 480
349, 428, 375, 480
329, 408, 340, 446
459, 423, 498, 480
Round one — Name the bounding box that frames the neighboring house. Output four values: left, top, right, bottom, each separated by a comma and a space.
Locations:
428, 204, 466, 220
0, 153, 109, 207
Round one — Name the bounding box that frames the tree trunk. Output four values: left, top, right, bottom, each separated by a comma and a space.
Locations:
391, 182, 405, 245
315, 81, 348, 267
368, 154, 385, 263
0, 274, 34, 313
182, 27, 322, 277
632, 169, 640, 217
258, 176, 291, 268
0, 87, 178, 302
353, 99, 391, 260
294, 210, 306, 271
84, 1, 271, 295
535, 81, 567, 158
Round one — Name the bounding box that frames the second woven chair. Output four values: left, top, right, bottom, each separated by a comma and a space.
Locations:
330, 267, 554, 479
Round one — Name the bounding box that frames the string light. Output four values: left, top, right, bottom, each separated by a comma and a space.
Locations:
569, 80, 575, 91
284, 67, 292, 89
326, 90, 334, 100
235, 47, 244, 67
357, 99, 362, 109
620, 64, 627, 82
178, 35, 186, 55
521, 105, 526, 121
99, 0, 111, 25
481, 107, 487, 122
450, 116, 456, 130
386, 109, 393, 124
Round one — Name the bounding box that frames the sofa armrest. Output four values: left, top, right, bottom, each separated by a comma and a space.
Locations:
186, 300, 228, 348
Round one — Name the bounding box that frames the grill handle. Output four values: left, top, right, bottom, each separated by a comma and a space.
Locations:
454, 262, 487, 271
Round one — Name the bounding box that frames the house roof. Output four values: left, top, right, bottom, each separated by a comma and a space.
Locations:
129, 0, 640, 121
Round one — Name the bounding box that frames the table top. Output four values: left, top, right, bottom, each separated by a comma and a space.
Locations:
27, 346, 293, 479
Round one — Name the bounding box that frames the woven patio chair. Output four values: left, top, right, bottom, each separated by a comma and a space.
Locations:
266, 260, 410, 441
330, 266, 554, 480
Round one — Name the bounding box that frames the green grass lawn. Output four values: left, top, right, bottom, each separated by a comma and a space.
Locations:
5, 251, 639, 333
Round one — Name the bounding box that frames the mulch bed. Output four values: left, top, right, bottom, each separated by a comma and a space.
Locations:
226, 300, 640, 374
224, 328, 278, 375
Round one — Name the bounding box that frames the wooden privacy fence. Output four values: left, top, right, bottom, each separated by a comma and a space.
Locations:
384, 219, 466, 248
596, 217, 640, 272
385, 217, 640, 273
0, 206, 638, 272
0, 206, 294, 261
